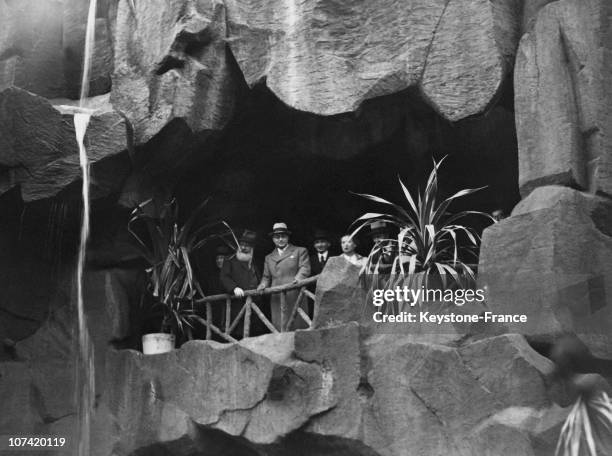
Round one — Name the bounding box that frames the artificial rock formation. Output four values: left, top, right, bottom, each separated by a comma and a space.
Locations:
0, 88, 129, 201
103, 324, 565, 456
314, 256, 368, 328
225, 0, 522, 120
479, 186, 612, 359
0, 267, 136, 455
0, 0, 112, 99
515, 0, 612, 197
111, 0, 238, 145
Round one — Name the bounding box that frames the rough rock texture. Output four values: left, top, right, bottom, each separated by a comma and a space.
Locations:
225, 0, 522, 120
515, 0, 612, 197
314, 256, 368, 328
111, 0, 238, 145
0, 267, 136, 453
104, 325, 565, 456
0, 88, 129, 201
0, 0, 112, 99
478, 186, 612, 359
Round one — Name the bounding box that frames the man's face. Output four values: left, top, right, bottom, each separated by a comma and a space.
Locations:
272, 233, 289, 249
492, 210, 504, 222
341, 236, 356, 254
215, 255, 225, 269
239, 242, 253, 254
314, 239, 330, 253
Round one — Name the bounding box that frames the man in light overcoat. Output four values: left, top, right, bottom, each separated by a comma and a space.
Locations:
258, 223, 311, 330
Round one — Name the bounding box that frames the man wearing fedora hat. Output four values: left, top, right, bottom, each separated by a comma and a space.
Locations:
257, 222, 311, 330
310, 229, 332, 276
220, 229, 261, 337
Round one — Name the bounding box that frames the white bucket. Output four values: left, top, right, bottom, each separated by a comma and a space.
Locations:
142, 333, 175, 355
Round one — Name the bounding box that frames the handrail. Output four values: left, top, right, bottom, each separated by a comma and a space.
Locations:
196, 275, 319, 303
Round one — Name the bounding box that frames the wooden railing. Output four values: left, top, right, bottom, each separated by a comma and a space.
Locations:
195, 275, 319, 343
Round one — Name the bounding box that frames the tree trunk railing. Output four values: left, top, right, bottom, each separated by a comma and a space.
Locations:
195, 275, 319, 343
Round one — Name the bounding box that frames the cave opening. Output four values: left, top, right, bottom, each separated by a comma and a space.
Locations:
173, 76, 519, 261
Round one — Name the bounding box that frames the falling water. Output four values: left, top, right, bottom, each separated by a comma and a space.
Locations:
74, 0, 97, 454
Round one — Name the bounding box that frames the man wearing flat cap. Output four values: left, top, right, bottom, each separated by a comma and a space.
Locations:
221, 230, 261, 337
258, 222, 311, 330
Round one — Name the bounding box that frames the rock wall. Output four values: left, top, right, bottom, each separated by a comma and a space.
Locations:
103, 324, 566, 456
479, 0, 612, 359
225, 0, 522, 119
515, 0, 612, 196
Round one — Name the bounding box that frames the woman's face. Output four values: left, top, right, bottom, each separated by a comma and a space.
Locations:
341, 236, 356, 254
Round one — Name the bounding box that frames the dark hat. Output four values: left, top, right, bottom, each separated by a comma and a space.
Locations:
215, 245, 231, 256
313, 229, 331, 242
239, 229, 257, 245
368, 220, 390, 237
269, 222, 291, 236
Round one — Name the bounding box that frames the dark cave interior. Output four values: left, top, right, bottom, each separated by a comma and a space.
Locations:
0, 73, 519, 273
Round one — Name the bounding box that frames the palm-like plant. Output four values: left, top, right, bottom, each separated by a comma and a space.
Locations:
350, 156, 493, 291
556, 390, 612, 456
128, 197, 237, 341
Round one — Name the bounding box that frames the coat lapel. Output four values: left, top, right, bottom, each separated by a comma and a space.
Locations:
275, 245, 295, 263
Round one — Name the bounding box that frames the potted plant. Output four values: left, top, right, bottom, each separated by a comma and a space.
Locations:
349, 156, 494, 309
128, 197, 236, 354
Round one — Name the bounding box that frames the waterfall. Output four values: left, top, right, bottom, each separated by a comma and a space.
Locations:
74, 0, 97, 454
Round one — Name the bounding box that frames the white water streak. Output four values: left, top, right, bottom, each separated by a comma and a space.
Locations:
74, 0, 98, 454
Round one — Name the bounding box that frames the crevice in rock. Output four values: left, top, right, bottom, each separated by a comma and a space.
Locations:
0, 305, 42, 323
419, 0, 452, 82
0, 46, 22, 60
155, 55, 185, 75
356, 380, 373, 401
409, 386, 445, 428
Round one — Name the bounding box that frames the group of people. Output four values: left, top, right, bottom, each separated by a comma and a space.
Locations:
206, 221, 391, 334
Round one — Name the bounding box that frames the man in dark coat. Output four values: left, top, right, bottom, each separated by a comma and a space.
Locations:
220, 230, 261, 337
257, 223, 311, 330
310, 229, 332, 276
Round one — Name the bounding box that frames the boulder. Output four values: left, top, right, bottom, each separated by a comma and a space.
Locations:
0, 88, 129, 201
515, 0, 612, 197
225, 0, 522, 120
313, 256, 368, 328
103, 326, 563, 456
105, 335, 336, 454
478, 186, 612, 358
0, 0, 112, 99
110, 0, 238, 145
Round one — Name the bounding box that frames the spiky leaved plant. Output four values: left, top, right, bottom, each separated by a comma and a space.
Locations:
349, 156, 493, 302
556, 389, 612, 456
128, 197, 237, 341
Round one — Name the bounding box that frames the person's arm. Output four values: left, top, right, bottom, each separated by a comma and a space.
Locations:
294, 248, 311, 281
258, 257, 271, 290
220, 258, 238, 293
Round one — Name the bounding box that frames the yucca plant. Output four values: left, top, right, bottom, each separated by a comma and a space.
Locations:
128, 197, 237, 341
556, 390, 612, 456
349, 156, 493, 296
